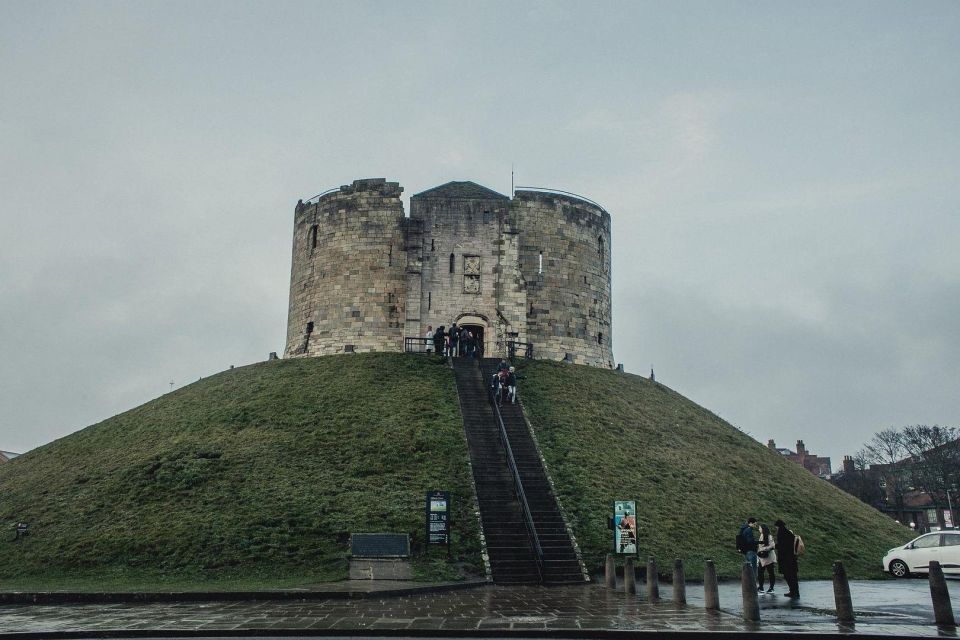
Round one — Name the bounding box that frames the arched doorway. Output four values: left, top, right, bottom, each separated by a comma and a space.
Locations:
455, 314, 489, 358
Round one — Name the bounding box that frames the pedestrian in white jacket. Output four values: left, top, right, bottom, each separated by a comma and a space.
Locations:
757, 523, 778, 593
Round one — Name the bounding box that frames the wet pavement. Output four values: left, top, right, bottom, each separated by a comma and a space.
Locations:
0, 580, 956, 636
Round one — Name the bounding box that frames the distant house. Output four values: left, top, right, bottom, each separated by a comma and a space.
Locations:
767, 439, 832, 479
0, 451, 20, 464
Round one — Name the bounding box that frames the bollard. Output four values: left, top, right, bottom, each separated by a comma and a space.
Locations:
673, 558, 687, 604
605, 554, 616, 589
624, 557, 636, 594
741, 561, 760, 622
647, 555, 660, 601
929, 561, 956, 626
704, 560, 720, 610
832, 561, 855, 624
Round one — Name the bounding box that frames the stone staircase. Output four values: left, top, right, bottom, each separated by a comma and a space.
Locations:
453, 357, 585, 585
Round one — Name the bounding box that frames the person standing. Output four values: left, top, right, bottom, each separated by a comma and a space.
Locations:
756, 523, 777, 593
774, 519, 800, 598
433, 326, 446, 355
425, 325, 434, 353
738, 517, 760, 580
459, 326, 469, 356
448, 323, 458, 357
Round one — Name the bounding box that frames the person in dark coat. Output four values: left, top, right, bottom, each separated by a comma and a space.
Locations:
433, 326, 446, 355
774, 519, 800, 598
448, 323, 458, 357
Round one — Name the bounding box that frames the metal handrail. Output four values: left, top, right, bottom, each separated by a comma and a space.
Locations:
488, 380, 544, 580
404, 337, 435, 353
304, 187, 340, 204
514, 186, 607, 212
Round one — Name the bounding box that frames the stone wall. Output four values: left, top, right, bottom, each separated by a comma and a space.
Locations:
284, 179, 406, 357
513, 191, 613, 367
284, 179, 614, 367
410, 183, 520, 359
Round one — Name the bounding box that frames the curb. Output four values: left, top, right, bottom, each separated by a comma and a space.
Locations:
0, 579, 489, 605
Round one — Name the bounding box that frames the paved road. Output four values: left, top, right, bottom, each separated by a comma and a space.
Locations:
0, 580, 955, 637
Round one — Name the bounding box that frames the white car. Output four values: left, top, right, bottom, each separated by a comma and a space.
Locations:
883, 531, 960, 578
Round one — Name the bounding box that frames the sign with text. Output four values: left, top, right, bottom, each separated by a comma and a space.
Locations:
945, 510, 954, 529
426, 490, 451, 545
614, 500, 637, 555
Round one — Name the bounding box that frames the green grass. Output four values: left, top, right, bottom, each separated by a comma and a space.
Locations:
0, 352, 913, 591
0, 353, 480, 590
515, 360, 913, 579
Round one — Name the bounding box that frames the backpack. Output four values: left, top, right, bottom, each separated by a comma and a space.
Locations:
794, 535, 806, 556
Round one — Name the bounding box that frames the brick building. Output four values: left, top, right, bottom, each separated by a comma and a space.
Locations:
285, 179, 613, 367
767, 439, 832, 478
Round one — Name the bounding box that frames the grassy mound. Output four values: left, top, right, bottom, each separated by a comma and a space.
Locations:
0, 353, 480, 590
516, 360, 912, 579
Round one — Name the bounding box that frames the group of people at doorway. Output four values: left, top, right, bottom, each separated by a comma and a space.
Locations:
424, 324, 481, 359
738, 517, 804, 598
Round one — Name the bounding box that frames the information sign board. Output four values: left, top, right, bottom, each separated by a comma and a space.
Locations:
351, 533, 410, 558
427, 490, 451, 545
614, 500, 637, 555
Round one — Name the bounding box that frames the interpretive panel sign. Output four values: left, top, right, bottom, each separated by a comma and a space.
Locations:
351, 533, 410, 558
427, 490, 451, 545
614, 500, 637, 555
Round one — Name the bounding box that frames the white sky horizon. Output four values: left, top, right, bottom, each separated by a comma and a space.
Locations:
1, 1, 958, 470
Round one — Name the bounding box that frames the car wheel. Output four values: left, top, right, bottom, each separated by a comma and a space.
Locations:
889, 559, 910, 578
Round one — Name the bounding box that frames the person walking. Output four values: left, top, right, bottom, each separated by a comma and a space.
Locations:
756, 523, 777, 593
774, 519, 800, 598
506, 366, 518, 403
459, 326, 469, 356
738, 517, 760, 580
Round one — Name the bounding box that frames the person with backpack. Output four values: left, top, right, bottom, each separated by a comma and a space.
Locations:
737, 517, 760, 579
774, 519, 802, 598
756, 523, 777, 593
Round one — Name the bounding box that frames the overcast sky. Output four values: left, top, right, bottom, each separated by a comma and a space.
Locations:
1, 1, 957, 468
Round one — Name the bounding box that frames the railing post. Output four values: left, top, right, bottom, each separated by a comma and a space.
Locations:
930, 560, 956, 626
704, 559, 720, 610
605, 554, 616, 589
741, 561, 760, 622
832, 561, 855, 624
624, 557, 636, 594
647, 556, 660, 601
672, 558, 686, 604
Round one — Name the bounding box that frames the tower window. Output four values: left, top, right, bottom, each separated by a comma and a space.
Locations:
598, 332, 603, 345
449, 253, 455, 273
388, 244, 393, 266
428, 292, 432, 310
306, 321, 314, 334
310, 225, 318, 250
431, 239, 435, 252
598, 236, 605, 262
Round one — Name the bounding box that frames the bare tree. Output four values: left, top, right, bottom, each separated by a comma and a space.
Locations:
865, 427, 910, 522
902, 425, 960, 509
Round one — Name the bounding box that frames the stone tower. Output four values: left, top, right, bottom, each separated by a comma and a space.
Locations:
285, 178, 614, 367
